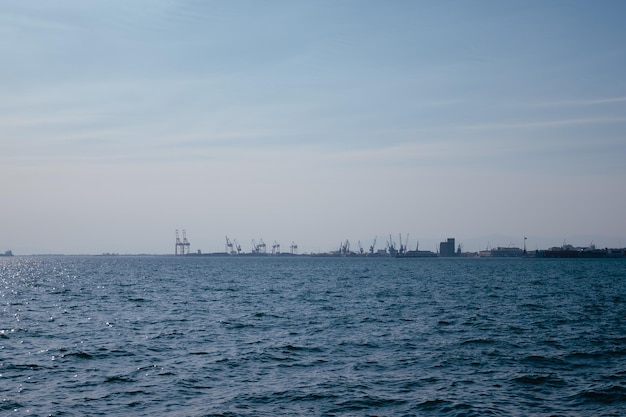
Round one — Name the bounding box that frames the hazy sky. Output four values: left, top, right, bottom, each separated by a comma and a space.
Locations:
2, 1, 625, 254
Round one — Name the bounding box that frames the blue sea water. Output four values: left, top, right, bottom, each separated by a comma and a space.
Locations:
1, 256, 625, 416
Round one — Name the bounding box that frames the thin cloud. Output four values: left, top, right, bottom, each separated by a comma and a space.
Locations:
0, 10, 75, 33
459, 116, 626, 130
535, 96, 626, 107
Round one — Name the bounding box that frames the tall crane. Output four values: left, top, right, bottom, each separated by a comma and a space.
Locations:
182, 230, 190, 254
233, 239, 242, 254
369, 236, 377, 255
387, 234, 397, 256
399, 233, 409, 255
290, 241, 298, 255
175, 229, 182, 255
176, 229, 190, 255
340, 239, 350, 255
252, 239, 267, 254
272, 241, 280, 255
225, 236, 234, 254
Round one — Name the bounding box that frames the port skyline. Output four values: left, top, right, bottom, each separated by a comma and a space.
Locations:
4, 230, 626, 257
173, 232, 625, 258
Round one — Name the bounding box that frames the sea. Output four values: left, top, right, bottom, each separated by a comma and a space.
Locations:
1, 255, 625, 416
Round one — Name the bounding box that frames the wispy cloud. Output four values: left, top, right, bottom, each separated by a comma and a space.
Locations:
459, 116, 626, 131
534, 97, 626, 107
0, 10, 76, 33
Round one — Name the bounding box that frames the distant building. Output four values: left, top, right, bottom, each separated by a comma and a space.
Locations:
439, 238, 456, 257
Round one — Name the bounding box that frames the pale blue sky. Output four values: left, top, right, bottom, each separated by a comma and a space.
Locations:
2, 1, 625, 254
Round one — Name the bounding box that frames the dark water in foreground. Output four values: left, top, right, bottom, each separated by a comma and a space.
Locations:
1, 256, 625, 416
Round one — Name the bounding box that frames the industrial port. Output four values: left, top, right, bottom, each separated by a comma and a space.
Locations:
3, 234, 623, 258
173, 230, 626, 259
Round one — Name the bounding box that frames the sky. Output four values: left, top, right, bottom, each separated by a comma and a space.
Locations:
1, 0, 626, 255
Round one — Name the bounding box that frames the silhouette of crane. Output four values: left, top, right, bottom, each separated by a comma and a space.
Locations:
272, 241, 280, 255
175, 229, 191, 255
369, 236, 377, 255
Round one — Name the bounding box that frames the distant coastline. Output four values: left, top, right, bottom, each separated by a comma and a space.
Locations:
4, 237, 625, 259
171, 233, 626, 259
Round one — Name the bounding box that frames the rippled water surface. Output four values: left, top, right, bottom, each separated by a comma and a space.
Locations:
1, 256, 625, 416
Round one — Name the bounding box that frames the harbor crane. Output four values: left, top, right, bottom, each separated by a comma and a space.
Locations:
175, 229, 191, 255
399, 233, 409, 255
225, 236, 234, 254
387, 234, 397, 256
182, 230, 190, 254
252, 239, 267, 254
369, 236, 377, 255
272, 241, 280, 255
340, 239, 350, 255
290, 241, 298, 254
175, 230, 181, 255
233, 239, 242, 254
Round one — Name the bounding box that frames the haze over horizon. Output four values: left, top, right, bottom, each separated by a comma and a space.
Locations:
2, 1, 625, 255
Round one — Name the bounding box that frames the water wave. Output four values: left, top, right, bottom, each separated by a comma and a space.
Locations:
0, 256, 625, 416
